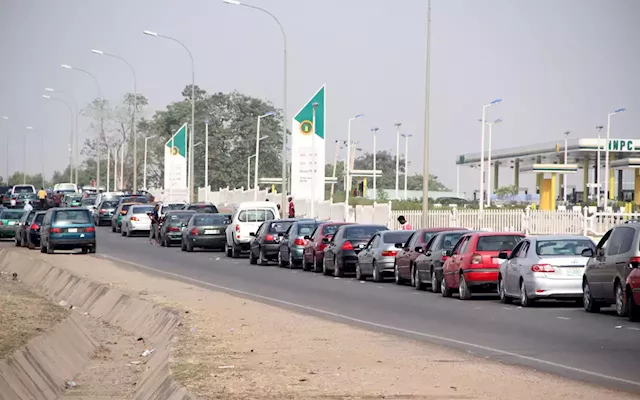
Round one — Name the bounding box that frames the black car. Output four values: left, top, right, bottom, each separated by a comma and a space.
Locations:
157, 210, 196, 247
414, 229, 469, 292
25, 211, 46, 249
183, 202, 219, 213
322, 224, 388, 277
14, 210, 38, 247
181, 213, 231, 252
95, 200, 119, 226
277, 220, 320, 268
249, 219, 299, 265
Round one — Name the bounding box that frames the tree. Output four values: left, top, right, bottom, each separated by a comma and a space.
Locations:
494, 184, 519, 199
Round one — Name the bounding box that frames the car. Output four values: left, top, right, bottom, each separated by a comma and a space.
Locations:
40, 207, 96, 254
497, 235, 595, 307
9, 185, 36, 208
157, 210, 196, 247
225, 201, 280, 258
14, 209, 38, 247
118, 195, 148, 205
94, 199, 119, 226
626, 259, 640, 321
150, 203, 186, 240
301, 222, 353, 272
93, 191, 124, 208
441, 232, 524, 300
0, 209, 26, 238
356, 230, 414, 282
181, 213, 231, 252
24, 211, 46, 249
582, 223, 640, 317
0, 187, 12, 207
414, 230, 470, 292
14, 193, 39, 210
53, 183, 78, 193
63, 193, 83, 207
184, 202, 219, 213
394, 228, 461, 285
81, 197, 97, 214
111, 202, 138, 233
121, 204, 155, 237
277, 220, 321, 268
322, 224, 388, 277
248, 219, 300, 265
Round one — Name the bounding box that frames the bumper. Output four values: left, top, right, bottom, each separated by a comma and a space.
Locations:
130, 222, 151, 231
526, 276, 583, 299
49, 238, 96, 249
261, 243, 281, 257
360, 258, 394, 275
338, 254, 359, 272
462, 269, 499, 286
290, 246, 305, 261
189, 236, 226, 248
166, 232, 183, 242
0, 227, 18, 237
28, 231, 41, 246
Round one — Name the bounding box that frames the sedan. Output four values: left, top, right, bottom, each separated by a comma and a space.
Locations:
277, 220, 320, 268
121, 204, 155, 237
157, 210, 196, 247
323, 224, 388, 277
249, 219, 298, 265
356, 230, 413, 281
498, 235, 595, 306
414, 230, 469, 292
94, 200, 119, 226
181, 213, 230, 252
301, 222, 353, 272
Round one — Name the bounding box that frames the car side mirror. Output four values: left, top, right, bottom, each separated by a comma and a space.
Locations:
395, 242, 403, 249
444, 250, 453, 257
498, 252, 508, 259
321, 237, 329, 244
581, 248, 595, 258
414, 246, 423, 253
303, 235, 310, 240
249, 232, 256, 237
279, 232, 285, 237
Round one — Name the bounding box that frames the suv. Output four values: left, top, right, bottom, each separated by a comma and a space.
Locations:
225, 201, 280, 258
582, 223, 640, 317
40, 208, 96, 254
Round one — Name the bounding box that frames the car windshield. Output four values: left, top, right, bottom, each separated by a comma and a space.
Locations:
536, 239, 595, 256
187, 204, 219, 213
34, 213, 45, 224
441, 232, 466, 250
238, 209, 275, 222
101, 201, 118, 209
269, 221, 295, 233
68, 195, 82, 201
54, 210, 91, 224
168, 213, 193, 223
194, 215, 229, 226
122, 196, 148, 203
322, 224, 343, 236
476, 235, 523, 252
81, 199, 94, 206
383, 231, 413, 244
132, 206, 154, 214
1, 210, 25, 220
13, 186, 33, 194
163, 203, 185, 212
298, 223, 318, 236
344, 226, 386, 239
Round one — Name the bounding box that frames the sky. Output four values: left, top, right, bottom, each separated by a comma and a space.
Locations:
1, 0, 639, 193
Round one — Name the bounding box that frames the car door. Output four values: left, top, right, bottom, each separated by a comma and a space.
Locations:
602, 226, 635, 303
507, 241, 529, 294
282, 225, 296, 260
325, 228, 341, 267
397, 233, 417, 279
303, 227, 318, 263
360, 234, 378, 270
587, 229, 612, 300
503, 240, 524, 294
452, 236, 472, 287
418, 236, 437, 275
444, 236, 467, 287
251, 223, 265, 257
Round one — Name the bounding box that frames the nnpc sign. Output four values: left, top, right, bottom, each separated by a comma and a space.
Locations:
608, 139, 637, 152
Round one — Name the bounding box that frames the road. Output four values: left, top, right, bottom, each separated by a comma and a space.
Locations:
93, 227, 640, 393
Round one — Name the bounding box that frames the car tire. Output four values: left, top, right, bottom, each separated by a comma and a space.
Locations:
430, 269, 441, 293
441, 276, 452, 297
249, 248, 257, 265
459, 274, 472, 300
520, 280, 534, 307
322, 258, 331, 276
289, 252, 295, 269
40, 243, 47, 253
628, 287, 640, 322
185, 239, 194, 252
583, 279, 600, 313
498, 275, 512, 304
372, 261, 381, 282
615, 281, 628, 317
46, 243, 54, 254
226, 243, 232, 257
81, 247, 89, 254
333, 259, 343, 278
259, 248, 268, 266
27, 241, 35, 250
355, 263, 364, 281
394, 263, 403, 285
89, 245, 96, 254
413, 267, 424, 290
232, 244, 241, 259
165, 238, 172, 248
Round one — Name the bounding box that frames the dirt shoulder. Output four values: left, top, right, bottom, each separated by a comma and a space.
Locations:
0, 270, 69, 358
22, 250, 639, 400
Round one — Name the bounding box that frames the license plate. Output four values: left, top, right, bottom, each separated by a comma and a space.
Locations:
566, 268, 582, 276
204, 230, 219, 235
68, 228, 77, 233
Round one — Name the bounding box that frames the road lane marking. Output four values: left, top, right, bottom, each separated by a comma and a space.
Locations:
627, 327, 640, 331
97, 253, 640, 389
556, 317, 570, 320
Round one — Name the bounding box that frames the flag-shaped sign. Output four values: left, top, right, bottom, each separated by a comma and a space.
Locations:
291, 85, 325, 201
164, 123, 188, 193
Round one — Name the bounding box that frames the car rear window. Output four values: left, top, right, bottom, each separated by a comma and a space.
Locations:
132, 206, 154, 214
344, 225, 387, 240
269, 221, 294, 233
423, 232, 438, 243
34, 214, 45, 224
120, 204, 133, 213
383, 231, 413, 244
1, 210, 24, 220
187, 204, 219, 213
321, 224, 343, 236
194, 215, 229, 226
163, 204, 185, 212
238, 209, 275, 222
101, 201, 118, 208
168, 213, 194, 223
298, 223, 318, 236
13, 186, 34, 194
441, 232, 466, 250
536, 239, 595, 256
476, 235, 523, 252
122, 196, 148, 203
54, 210, 91, 224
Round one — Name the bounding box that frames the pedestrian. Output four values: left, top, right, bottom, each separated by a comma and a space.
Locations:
288, 196, 295, 218
37, 187, 47, 209
23, 200, 33, 212
397, 215, 413, 230
149, 204, 160, 244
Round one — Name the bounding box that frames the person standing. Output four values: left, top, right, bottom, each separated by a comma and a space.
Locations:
37, 187, 47, 209
23, 200, 33, 212
288, 196, 295, 218
397, 215, 413, 230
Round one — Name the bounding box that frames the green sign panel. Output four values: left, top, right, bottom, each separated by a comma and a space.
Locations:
608, 139, 636, 152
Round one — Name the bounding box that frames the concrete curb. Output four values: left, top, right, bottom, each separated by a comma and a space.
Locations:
0, 249, 192, 400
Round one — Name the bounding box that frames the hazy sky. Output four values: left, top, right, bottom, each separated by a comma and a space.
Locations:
1, 0, 638, 192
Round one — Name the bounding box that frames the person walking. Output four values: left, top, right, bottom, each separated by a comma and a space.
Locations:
23, 200, 33, 212
37, 187, 47, 209
288, 196, 295, 218
397, 215, 413, 230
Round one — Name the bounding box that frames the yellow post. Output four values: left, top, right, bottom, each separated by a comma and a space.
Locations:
363, 177, 367, 197
609, 169, 615, 200
540, 178, 552, 210
635, 169, 640, 206
550, 173, 557, 210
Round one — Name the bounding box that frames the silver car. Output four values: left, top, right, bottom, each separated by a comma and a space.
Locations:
121, 204, 155, 237
356, 230, 414, 282
497, 235, 595, 307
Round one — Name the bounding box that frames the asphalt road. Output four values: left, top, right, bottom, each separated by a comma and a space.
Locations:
89, 227, 640, 393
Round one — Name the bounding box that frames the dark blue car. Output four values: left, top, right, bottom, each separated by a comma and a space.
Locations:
40, 208, 96, 254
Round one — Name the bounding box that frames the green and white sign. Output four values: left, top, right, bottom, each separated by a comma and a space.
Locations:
164, 123, 188, 193
608, 139, 637, 152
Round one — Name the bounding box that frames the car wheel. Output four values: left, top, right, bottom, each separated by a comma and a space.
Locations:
322, 257, 331, 275
232, 244, 241, 258
259, 248, 268, 266
226, 242, 232, 257
89, 245, 96, 254
186, 240, 194, 252
430, 269, 441, 293
289, 252, 295, 269
628, 288, 640, 322
27, 240, 35, 250
459, 274, 472, 300
249, 248, 257, 265
40, 243, 47, 253
498, 275, 512, 304
413, 267, 424, 290
333, 258, 343, 277
441, 276, 452, 297
583, 279, 600, 313
520, 280, 534, 307
81, 247, 89, 254
355, 263, 364, 281
615, 281, 628, 317
165, 238, 172, 248
394, 264, 402, 285
372, 261, 381, 282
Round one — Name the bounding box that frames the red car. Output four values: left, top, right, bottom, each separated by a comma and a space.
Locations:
394, 228, 462, 285
301, 222, 353, 272
626, 266, 640, 321
441, 231, 524, 300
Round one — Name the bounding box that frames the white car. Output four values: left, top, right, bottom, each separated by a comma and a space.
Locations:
225, 201, 280, 258
159, 202, 187, 219
121, 204, 155, 237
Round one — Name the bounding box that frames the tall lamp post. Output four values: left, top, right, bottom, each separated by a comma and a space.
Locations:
42, 94, 74, 182
478, 118, 502, 206
563, 130, 570, 203
603, 108, 626, 206
595, 125, 603, 207
479, 99, 502, 212
61, 64, 102, 187
222, 0, 289, 212
91, 49, 137, 191
254, 112, 275, 200
1, 116, 8, 182
24, 127, 33, 184
45, 88, 78, 184
421, 0, 432, 226
247, 154, 256, 189
401, 133, 412, 200
394, 122, 401, 199
143, 135, 157, 190
371, 127, 379, 199
345, 114, 364, 221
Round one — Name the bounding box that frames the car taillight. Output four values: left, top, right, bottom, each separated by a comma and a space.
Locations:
381, 250, 398, 257
50, 228, 61, 233
294, 237, 306, 246
0, 221, 3, 226
470, 253, 482, 264
235, 224, 240, 232
99, 209, 106, 214
629, 257, 640, 268
531, 264, 555, 273
130, 216, 139, 221
191, 228, 198, 235
441, 255, 449, 262
265, 233, 275, 242
342, 241, 354, 251
29, 223, 39, 231
318, 244, 327, 251
168, 226, 179, 232
85, 227, 96, 233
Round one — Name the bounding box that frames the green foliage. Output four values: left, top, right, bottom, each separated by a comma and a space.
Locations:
494, 184, 519, 198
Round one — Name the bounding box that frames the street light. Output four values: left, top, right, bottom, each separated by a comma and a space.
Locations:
604, 108, 626, 206
24, 127, 33, 185
421, 0, 432, 226
142, 30, 195, 201
478, 118, 502, 206
45, 88, 78, 184
247, 136, 269, 190
479, 98, 502, 212
595, 125, 604, 207
330, 140, 347, 199
222, 0, 289, 213
143, 135, 157, 190
345, 114, 364, 221
254, 111, 275, 200
61, 63, 103, 187
401, 133, 413, 200
92, 49, 137, 191
1, 116, 8, 182
371, 127, 379, 199
394, 122, 401, 199
563, 130, 570, 203
42, 94, 74, 182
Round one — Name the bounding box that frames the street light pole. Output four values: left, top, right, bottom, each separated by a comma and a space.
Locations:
394, 122, 401, 199
144, 135, 157, 190
421, 0, 432, 226
604, 108, 626, 206
24, 127, 33, 184
595, 125, 603, 207
402, 133, 412, 200
247, 154, 256, 189
106, 148, 110, 192
1, 116, 8, 182
345, 114, 364, 221
42, 94, 74, 183
563, 130, 570, 203
204, 120, 209, 201
479, 99, 502, 212
222, 0, 289, 212
371, 127, 379, 199
478, 118, 502, 207
254, 112, 275, 200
